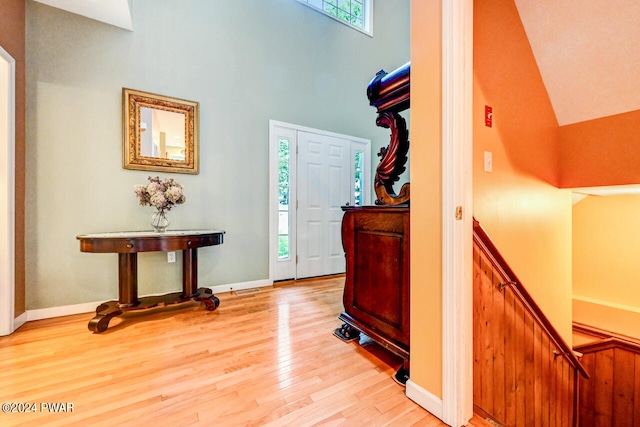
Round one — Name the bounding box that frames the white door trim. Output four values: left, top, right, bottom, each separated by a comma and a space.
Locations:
440, 0, 474, 425
268, 120, 371, 283
0, 45, 16, 337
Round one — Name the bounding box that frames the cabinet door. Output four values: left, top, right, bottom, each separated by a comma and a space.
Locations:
342, 208, 410, 349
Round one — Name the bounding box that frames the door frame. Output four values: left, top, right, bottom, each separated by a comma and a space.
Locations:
0, 45, 16, 336
268, 120, 371, 283
404, 1, 473, 424
441, 0, 473, 423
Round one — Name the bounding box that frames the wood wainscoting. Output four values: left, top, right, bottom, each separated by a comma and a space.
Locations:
473, 220, 588, 427
574, 324, 640, 426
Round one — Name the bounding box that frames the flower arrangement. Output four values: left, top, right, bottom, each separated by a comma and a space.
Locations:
134, 176, 185, 231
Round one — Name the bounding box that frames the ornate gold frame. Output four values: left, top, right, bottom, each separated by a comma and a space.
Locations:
123, 88, 199, 174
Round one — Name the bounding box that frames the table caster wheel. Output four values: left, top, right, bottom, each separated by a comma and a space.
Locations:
203, 295, 220, 311
205, 296, 219, 311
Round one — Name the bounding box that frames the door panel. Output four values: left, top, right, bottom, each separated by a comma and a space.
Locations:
297, 131, 349, 278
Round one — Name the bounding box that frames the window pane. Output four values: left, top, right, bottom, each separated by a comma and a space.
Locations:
354, 150, 363, 206
298, 0, 369, 32
279, 185, 289, 206
278, 211, 289, 235
278, 138, 290, 206
278, 138, 291, 260
324, 3, 337, 15
278, 235, 289, 259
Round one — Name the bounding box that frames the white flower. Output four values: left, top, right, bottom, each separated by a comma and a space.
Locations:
165, 186, 184, 203
134, 176, 186, 212
150, 192, 168, 209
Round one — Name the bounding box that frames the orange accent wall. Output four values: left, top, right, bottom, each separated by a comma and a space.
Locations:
559, 109, 640, 188
410, 0, 443, 398
473, 0, 573, 342
0, 0, 25, 317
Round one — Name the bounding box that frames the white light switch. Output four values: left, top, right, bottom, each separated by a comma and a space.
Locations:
167, 251, 176, 263
484, 151, 493, 172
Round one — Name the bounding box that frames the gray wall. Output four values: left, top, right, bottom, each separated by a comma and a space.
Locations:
25, 0, 410, 309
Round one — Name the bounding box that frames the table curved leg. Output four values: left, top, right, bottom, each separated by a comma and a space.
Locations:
88, 312, 117, 333
88, 302, 123, 333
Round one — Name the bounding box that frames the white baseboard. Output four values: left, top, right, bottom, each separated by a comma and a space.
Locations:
25, 279, 273, 322
406, 379, 444, 422
27, 301, 101, 322
14, 311, 27, 331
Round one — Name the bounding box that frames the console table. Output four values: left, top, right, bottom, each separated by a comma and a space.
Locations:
76, 230, 224, 333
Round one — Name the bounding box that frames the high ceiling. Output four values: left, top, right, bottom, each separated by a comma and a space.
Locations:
37, 1, 640, 126
515, 0, 640, 126
32, 0, 132, 31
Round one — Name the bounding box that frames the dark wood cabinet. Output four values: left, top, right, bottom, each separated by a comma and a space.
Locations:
336, 206, 410, 380
335, 62, 412, 383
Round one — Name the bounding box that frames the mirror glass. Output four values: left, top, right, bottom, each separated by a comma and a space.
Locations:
139, 107, 186, 160
123, 88, 199, 174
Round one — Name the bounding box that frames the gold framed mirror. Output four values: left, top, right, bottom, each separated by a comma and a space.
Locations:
123, 88, 199, 174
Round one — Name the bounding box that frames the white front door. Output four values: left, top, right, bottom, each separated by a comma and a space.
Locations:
269, 121, 371, 282
296, 131, 350, 279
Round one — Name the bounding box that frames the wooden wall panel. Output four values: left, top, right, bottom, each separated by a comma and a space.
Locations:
579, 353, 595, 426
473, 246, 483, 406
540, 332, 550, 427
555, 357, 563, 427
635, 353, 640, 425
575, 338, 640, 426
594, 349, 615, 424
493, 269, 506, 423
533, 325, 542, 427
514, 298, 526, 426
479, 248, 495, 415
524, 312, 535, 426
613, 348, 635, 425
473, 235, 580, 426
504, 288, 517, 427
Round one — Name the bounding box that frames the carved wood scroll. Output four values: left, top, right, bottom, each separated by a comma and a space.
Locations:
366, 62, 410, 205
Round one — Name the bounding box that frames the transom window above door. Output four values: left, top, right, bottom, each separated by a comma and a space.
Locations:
296, 0, 372, 36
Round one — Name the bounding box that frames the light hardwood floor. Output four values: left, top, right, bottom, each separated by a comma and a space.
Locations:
0, 275, 487, 427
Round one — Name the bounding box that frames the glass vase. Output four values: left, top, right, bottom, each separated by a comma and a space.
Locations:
151, 210, 169, 232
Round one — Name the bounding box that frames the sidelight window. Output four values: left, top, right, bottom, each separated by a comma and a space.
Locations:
354, 150, 363, 206
278, 138, 291, 259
